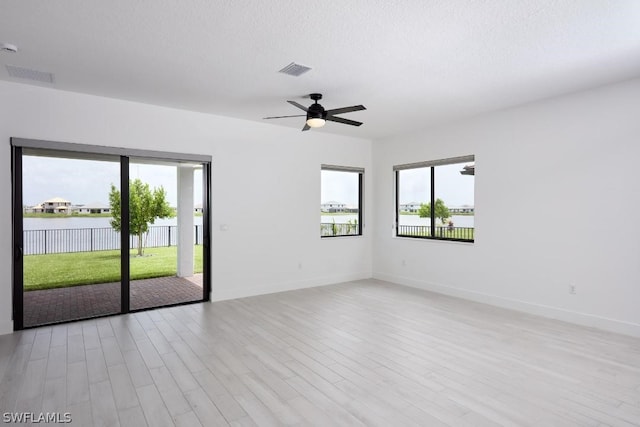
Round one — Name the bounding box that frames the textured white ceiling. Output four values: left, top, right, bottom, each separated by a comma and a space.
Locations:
2, 0, 640, 139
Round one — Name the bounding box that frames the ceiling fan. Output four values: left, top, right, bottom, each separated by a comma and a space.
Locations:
264, 93, 366, 131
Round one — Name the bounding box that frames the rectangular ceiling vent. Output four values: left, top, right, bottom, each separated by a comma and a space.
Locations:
6, 65, 55, 84
278, 62, 311, 77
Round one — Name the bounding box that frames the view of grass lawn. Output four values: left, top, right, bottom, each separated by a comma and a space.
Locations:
23, 246, 203, 290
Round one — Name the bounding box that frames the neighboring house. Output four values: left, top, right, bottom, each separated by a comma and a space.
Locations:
24, 204, 45, 214
450, 205, 475, 214
399, 202, 423, 213
72, 202, 111, 214
399, 202, 474, 214
42, 197, 72, 214
321, 201, 346, 213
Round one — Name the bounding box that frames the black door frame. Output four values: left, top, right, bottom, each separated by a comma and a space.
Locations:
120, 155, 131, 314
11, 138, 212, 330
11, 144, 24, 330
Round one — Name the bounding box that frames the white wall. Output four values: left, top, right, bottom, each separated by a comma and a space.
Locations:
0, 81, 372, 334
2, 77, 638, 337
372, 78, 640, 337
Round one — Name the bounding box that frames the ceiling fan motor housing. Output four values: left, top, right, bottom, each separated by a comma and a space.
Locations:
307, 102, 326, 120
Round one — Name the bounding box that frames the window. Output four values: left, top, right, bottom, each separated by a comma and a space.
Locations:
321, 165, 363, 237
395, 155, 474, 242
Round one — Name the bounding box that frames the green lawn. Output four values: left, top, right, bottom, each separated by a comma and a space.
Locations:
23, 246, 203, 291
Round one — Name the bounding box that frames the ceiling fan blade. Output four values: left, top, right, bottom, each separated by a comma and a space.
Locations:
287, 101, 309, 112
325, 105, 366, 116
302, 123, 311, 131
325, 116, 363, 127
263, 114, 305, 119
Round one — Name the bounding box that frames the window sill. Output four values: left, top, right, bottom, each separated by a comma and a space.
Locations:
393, 235, 474, 245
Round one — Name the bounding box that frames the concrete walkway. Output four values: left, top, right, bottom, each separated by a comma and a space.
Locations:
23, 274, 204, 327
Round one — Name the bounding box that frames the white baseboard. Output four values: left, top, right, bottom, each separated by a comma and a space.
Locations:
373, 272, 640, 338
210, 272, 371, 302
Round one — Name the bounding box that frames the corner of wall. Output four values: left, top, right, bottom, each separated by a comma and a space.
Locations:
0, 321, 13, 336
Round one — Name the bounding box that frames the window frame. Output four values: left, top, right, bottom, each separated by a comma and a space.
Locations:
321, 164, 364, 238
394, 155, 474, 243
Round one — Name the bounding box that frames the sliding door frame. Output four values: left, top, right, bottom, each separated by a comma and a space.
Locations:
11, 138, 212, 330
11, 145, 24, 330
201, 162, 212, 302
120, 155, 131, 313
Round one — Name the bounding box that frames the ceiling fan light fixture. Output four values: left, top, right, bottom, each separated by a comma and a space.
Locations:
306, 117, 326, 128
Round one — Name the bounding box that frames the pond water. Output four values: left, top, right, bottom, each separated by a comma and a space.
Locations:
24, 216, 202, 230
322, 214, 474, 227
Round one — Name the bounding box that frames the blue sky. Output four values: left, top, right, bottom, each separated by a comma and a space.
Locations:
321, 170, 360, 206
22, 155, 202, 207
398, 163, 474, 207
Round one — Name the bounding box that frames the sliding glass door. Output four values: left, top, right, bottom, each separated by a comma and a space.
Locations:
128, 158, 205, 310
20, 151, 122, 327
12, 139, 211, 330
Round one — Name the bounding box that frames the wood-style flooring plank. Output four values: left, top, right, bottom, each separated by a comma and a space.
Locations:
107, 364, 139, 411
89, 379, 119, 427
117, 405, 148, 427
135, 384, 174, 427
66, 360, 89, 406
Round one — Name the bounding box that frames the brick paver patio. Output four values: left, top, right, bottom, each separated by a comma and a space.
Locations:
23, 274, 203, 327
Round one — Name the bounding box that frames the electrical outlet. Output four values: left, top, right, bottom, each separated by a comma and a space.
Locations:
569, 284, 576, 295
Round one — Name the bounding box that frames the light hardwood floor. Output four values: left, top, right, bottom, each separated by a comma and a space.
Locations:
1, 279, 639, 426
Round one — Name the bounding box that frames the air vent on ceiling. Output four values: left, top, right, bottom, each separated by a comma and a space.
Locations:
278, 62, 311, 77
6, 65, 55, 84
